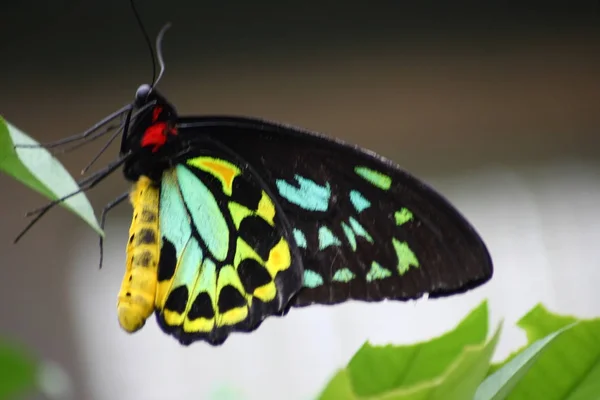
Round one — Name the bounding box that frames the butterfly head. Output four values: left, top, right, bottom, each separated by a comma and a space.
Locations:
123, 84, 178, 155
121, 85, 179, 181
134, 83, 153, 107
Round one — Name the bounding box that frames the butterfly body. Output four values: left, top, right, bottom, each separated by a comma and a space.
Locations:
112, 85, 493, 345
117, 176, 160, 333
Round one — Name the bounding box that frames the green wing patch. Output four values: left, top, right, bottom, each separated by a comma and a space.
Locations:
154, 157, 302, 345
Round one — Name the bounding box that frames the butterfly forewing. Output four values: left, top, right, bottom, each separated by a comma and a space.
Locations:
174, 117, 493, 309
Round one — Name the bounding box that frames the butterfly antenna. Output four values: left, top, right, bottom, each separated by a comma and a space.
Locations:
130, 0, 156, 87
153, 23, 172, 88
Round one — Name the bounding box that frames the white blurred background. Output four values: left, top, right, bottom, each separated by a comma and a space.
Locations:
2, 2, 600, 399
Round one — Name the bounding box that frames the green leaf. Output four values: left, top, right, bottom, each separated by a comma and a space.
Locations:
319, 370, 356, 399
488, 305, 600, 400
0, 117, 102, 236
349, 302, 489, 395
0, 339, 37, 399
319, 301, 501, 400
474, 323, 576, 400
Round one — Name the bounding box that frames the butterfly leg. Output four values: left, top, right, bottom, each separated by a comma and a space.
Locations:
14, 104, 132, 150
14, 154, 131, 243
98, 191, 129, 269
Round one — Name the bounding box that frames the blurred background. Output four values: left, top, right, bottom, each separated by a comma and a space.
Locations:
2, 1, 600, 399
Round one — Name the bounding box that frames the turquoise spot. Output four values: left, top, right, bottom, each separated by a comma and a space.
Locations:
275, 175, 330, 211
332, 268, 355, 283
355, 166, 392, 190
392, 238, 420, 274
341, 222, 356, 251
293, 228, 307, 249
176, 165, 229, 261
395, 208, 414, 226
160, 172, 193, 258
303, 270, 324, 288
349, 190, 371, 213
348, 217, 373, 243
318, 226, 341, 250
366, 262, 392, 281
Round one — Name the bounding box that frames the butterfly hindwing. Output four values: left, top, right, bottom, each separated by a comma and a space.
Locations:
174, 117, 493, 308
153, 155, 303, 345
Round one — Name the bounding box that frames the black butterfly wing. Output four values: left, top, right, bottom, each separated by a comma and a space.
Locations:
174, 116, 493, 309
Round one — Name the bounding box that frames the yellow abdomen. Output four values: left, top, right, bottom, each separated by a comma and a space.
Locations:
117, 176, 160, 333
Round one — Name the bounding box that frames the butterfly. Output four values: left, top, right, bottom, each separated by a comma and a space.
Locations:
15, 25, 493, 347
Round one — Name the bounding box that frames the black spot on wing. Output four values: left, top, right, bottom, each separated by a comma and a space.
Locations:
237, 259, 272, 293
217, 285, 246, 313
238, 216, 280, 261
158, 238, 177, 281
188, 292, 215, 320
230, 176, 261, 209
164, 286, 188, 314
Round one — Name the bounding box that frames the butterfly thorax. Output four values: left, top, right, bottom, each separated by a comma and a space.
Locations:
122, 86, 180, 182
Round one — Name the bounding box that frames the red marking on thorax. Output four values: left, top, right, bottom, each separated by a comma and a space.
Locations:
140, 106, 177, 152
152, 106, 163, 122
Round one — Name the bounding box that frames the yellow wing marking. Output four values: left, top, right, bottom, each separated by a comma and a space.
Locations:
234, 238, 277, 302
228, 202, 253, 230
256, 191, 276, 226
229, 191, 276, 230
265, 238, 292, 276
117, 176, 160, 333
187, 157, 241, 196
216, 265, 249, 327
184, 259, 218, 333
